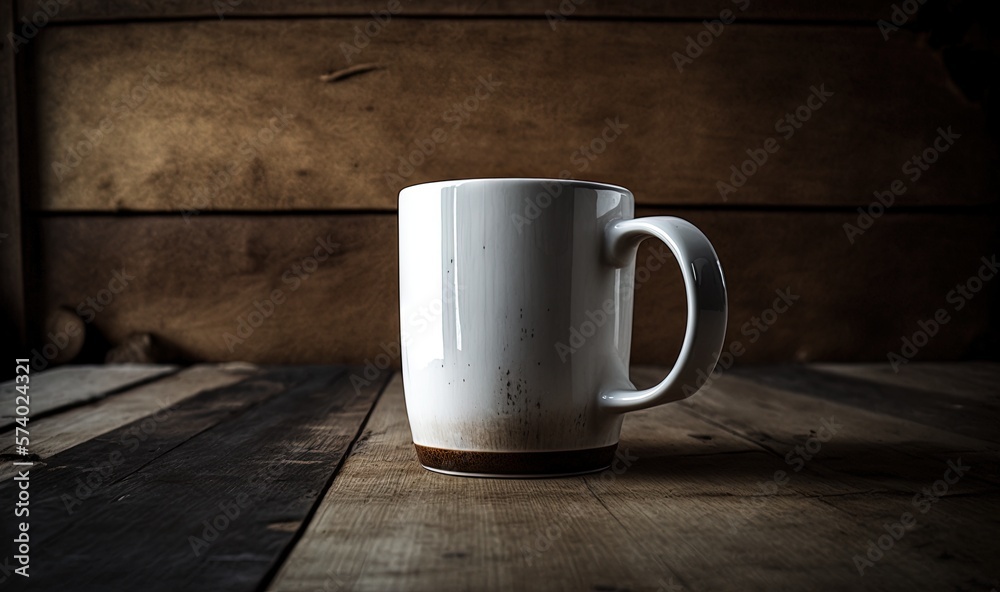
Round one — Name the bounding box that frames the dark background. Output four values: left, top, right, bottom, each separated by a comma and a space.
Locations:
1, 0, 998, 376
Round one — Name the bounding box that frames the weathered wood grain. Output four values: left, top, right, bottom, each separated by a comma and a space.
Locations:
31, 211, 997, 366
15, 0, 906, 23
32, 20, 993, 210
629, 208, 998, 367
0, 366, 388, 591
812, 361, 1000, 403
33, 215, 399, 366
269, 371, 1000, 591
637, 364, 1000, 495
730, 365, 1000, 443
629, 366, 1000, 455
657, 368, 1000, 587
272, 374, 710, 592
0, 364, 177, 431
0, 1, 25, 373
0, 364, 255, 479
0, 367, 292, 587
633, 365, 1000, 492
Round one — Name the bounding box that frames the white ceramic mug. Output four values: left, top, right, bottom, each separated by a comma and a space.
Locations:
398, 178, 727, 477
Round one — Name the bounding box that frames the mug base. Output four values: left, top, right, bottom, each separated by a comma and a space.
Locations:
414, 443, 618, 478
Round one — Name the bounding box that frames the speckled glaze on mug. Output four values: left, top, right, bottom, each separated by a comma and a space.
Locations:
398, 178, 727, 477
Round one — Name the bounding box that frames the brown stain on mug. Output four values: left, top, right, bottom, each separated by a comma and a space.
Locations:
414, 443, 617, 477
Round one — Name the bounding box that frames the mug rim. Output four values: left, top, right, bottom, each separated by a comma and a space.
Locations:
399, 177, 633, 199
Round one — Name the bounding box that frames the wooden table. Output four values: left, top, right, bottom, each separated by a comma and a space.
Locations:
1, 362, 997, 591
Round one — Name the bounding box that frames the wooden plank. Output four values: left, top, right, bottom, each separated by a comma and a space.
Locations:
31, 21, 993, 211
799, 493, 1000, 585
730, 365, 1000, 444
632, 367, 1000, 490
16, 0, 900, 23
0, 0, 25, 373
31, 211, 997, 365
0, 363, 255, 479
0, 366, 387, 591
654, 368, 1000, 586
269, 371, 1000, 591
812, 361, 1000, 404
0, 364, 177, 431
271, 374, 696, 592
0, 367, 293, 587
626, 368, 1000, 589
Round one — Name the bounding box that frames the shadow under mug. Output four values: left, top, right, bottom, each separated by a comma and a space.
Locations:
398, 178, 728, 477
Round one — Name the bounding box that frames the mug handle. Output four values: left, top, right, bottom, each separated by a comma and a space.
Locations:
599, 216, 728, 413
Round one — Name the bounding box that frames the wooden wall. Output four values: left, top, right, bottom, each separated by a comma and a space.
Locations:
3, 0, 997, 369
